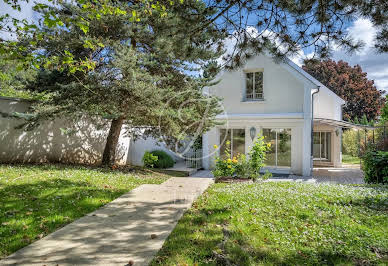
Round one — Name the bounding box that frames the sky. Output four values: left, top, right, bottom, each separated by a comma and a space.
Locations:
1, 2, 387, 94
292, 18, 388, 94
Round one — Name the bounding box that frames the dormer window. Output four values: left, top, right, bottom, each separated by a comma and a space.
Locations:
245, 71, 263, 100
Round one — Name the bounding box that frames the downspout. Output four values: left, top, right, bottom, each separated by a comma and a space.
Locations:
311, 86, 320, 172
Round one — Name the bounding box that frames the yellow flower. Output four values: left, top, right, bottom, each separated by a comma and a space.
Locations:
227, 165, 232, 169
226, 140, 231, 146
232, 159, 238, 163
213, 144, 218, 149
267, 143, 271, 147
233, 157, 237, 160
227, 158, 232, 163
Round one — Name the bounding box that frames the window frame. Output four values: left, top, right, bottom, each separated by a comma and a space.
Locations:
244, 69, 264, 101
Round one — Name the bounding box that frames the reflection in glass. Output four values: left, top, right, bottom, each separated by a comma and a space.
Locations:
263, 128, 291, 167
219, 129, 231, 159
313, 132, 331, 161
219, 129, 245, 159
232, 129, 245, 158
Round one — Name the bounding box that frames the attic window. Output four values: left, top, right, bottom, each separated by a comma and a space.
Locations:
245, 71, 263, 100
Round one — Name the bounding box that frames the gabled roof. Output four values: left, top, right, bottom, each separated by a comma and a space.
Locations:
285, 58, 346, 105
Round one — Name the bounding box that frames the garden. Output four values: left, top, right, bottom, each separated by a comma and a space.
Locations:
0, 164, 170, 258
152, 182, 388, 265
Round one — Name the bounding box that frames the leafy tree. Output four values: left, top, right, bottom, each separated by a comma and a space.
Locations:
382, 95, 388, 121
302, 59, 385, 121
0, 57, 39, 99
20, 0, 224, 165
1, 0, 388, 71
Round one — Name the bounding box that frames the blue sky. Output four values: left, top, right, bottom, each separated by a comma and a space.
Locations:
1, 2, 387, 94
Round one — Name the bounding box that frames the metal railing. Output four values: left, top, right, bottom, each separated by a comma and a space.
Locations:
184, 149, 202, 169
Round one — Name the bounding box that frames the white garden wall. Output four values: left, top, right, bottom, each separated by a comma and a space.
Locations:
0, 97, 171, 166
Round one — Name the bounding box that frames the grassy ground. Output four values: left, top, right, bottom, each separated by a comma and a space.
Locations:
0, 163, 170, 258
342, 154, 361, 165
152, 182, 388, 265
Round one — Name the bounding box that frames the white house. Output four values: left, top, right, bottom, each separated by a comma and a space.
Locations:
202, 54, 345, 176
0, 54, 345, 176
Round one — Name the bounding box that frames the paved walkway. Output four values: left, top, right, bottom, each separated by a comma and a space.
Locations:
1, 177, 213, 266
192, 169, 364, 185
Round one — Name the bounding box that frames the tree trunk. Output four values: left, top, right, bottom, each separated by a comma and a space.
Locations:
101, 116, 125, 166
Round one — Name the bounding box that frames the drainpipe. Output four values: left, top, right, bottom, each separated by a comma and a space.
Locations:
311, 86, 320, 172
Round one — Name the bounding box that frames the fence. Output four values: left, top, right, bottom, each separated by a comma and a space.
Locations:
184, 149, 203, 169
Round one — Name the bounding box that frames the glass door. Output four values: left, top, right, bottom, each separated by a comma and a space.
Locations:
313, 132, 331, 161
219, 129, 245, 158
263, 128, 291, 167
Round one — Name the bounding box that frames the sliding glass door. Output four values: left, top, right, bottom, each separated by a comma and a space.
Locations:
219, 129, 245, 158
313, 132, 331, 161
263, 128, 291, 167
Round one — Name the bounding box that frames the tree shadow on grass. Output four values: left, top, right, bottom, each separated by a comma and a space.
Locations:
152, 204, 386, 265
0, 178, 127, 258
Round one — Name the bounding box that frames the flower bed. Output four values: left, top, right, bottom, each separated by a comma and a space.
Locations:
212, 135, 272, 182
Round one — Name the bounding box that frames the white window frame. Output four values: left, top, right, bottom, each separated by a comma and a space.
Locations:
244, 70, 264, 101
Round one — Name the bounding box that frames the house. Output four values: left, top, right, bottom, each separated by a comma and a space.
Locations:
0, 54, 345, 176
202, 54, 345, 176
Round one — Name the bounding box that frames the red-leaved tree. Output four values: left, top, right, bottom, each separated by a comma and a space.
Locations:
302, 59, 385, 121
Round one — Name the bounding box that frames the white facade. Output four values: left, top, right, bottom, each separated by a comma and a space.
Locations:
202, 54, 345, 176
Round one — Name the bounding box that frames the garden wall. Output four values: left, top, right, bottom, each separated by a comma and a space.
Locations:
0, 96, 176, 166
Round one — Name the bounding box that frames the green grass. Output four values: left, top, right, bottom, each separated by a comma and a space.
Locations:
152, 182, 388, 265
342, 154, 361, 165
0, 163, 170, 258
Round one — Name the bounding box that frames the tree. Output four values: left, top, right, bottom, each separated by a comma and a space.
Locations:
302, 59, 385, 121
20, 0, 224, 165
0, 57, 38, 99
1, 0, 388, 71
382, 95, 388, 121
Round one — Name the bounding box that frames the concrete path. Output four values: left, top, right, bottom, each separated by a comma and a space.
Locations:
192, 170, 364, 185
1, 177, 213, 266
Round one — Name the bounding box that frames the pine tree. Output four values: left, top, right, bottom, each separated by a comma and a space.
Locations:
21, 0, 225, 165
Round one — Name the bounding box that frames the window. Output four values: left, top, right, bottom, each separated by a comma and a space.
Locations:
313, 132, 331, 161
245, 71, 263, 100
219, 129, 245, 158
263, 128, 291, 167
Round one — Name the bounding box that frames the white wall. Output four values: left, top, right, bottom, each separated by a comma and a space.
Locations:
313, 88, 344, 120
0, 97, 172, 166
209, 54, 306, 114
203, 119, 306, 175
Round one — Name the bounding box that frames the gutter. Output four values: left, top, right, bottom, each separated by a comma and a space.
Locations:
310, 86, 320, 171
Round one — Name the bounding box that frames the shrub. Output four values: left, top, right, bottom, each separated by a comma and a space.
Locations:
212, 135, 271, 180
150, 150, 175, 168
342, 129, 360, 157
362, 150, 388, 184
212, 141, 238, 177
142, 151, 158, 168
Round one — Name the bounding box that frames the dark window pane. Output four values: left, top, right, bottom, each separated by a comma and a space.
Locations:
232, 129, 245, 158
263, 128, 276, 166
220, 129, 231, 159
246, 72, 254, 99
277, 129, 291, 167
254, 72, 263, 98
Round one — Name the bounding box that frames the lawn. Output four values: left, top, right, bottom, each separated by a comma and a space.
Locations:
152, 182, 388, 265
342, 154, 361, 165
0, 163, 170, 258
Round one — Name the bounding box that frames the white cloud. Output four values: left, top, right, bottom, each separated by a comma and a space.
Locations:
292, 18, 388, 94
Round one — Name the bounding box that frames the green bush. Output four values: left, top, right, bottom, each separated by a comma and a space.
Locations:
150, 150, 175, 168
212, 135, 271, 180
342, 129, 359, 157
142, 151, 158, 168
362, 151, 388, 184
